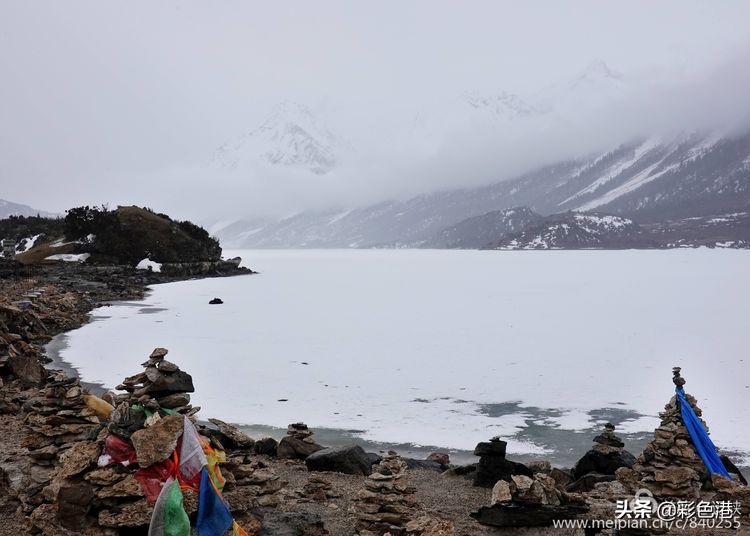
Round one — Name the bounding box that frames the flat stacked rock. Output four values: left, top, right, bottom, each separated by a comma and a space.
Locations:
222, 458, 288, 509
277, 422, 324, 460
472, 436, 532, 487
353, 451, 418, 535
567, 423, 635, 492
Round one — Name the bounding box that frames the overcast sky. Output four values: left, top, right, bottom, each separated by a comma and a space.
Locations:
1, 1, 749, 220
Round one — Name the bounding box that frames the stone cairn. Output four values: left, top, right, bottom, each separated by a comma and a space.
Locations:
353, 451, 419, 535
277, 422, 323, 460
630, 367, 713, 499
19, 372, 109, 517
110, 347, 197, 417
16, 348, 286, 534
567, 423, 635, 492
472, 436, 532, 487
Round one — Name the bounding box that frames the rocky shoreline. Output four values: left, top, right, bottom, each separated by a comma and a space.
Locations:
1, 264, 749, 535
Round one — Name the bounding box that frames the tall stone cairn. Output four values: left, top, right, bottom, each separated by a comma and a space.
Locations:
631, 367, 712, 499
353, 451, 418, 535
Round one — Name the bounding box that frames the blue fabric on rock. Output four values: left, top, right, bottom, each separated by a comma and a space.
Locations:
196, 467, 233, 536
675, 387, 731, 479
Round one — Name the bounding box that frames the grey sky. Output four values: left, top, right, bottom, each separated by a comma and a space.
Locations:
1, 1, 749, 219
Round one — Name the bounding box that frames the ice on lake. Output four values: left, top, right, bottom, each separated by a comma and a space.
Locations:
54, 249, 750, 466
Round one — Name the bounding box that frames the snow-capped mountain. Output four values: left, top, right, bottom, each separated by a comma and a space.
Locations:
214, 129, 750, 248
0, 198, 57, 219
464, 91, 542, 122
534, 59, 627, 115
212, 101, 343, 175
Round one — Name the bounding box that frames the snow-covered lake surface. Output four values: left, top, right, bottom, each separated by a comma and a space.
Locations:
52, 249, 750, 467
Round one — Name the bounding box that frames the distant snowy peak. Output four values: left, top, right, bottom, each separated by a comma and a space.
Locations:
0, 198, 57, 219
464, 90, 543, 121
213, 101, 342, 175
535, 59, 627, 115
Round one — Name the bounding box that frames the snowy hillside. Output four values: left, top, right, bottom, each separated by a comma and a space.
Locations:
0, 199, 56, 219
215, 130, 750, 248
212, 101, 344, 175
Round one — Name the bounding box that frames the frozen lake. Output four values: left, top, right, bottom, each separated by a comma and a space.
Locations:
52, 249, 750, 467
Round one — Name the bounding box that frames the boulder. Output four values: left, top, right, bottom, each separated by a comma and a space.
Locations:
8, 353, 47, 386
474, 438, 507, 457
209, 298, 224, 305
491, 480, 512, 504
143, 370, 194, 395
58, 441, 101, 478
208, 418, 255, 449
56, 481, 94, 530
572, 447, 635, 479
305, 445, 373, 475
277, 436, 324, 460
404, 458, 443, 472
474, 457, 532, 488
427, 452, 450, 467
130, 414, 184, 467
254, 437, 279, 457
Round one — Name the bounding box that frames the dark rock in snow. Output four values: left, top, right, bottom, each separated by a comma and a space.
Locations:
305, 445, 373, 475
209, 298, 223, 305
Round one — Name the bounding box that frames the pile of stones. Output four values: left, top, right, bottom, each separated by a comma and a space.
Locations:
627, 368, 748, 502
353, 451, 419, 535
18, 372, 111, 519
110, 347, 197, 417
13, 349, 288, 534
277, 422, 323, 460
630, 367, 721, 499
567, 423, 635, 492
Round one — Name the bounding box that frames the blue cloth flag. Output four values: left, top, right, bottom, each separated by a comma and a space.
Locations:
675, 387, 731, 479
196, 467, 233, 536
